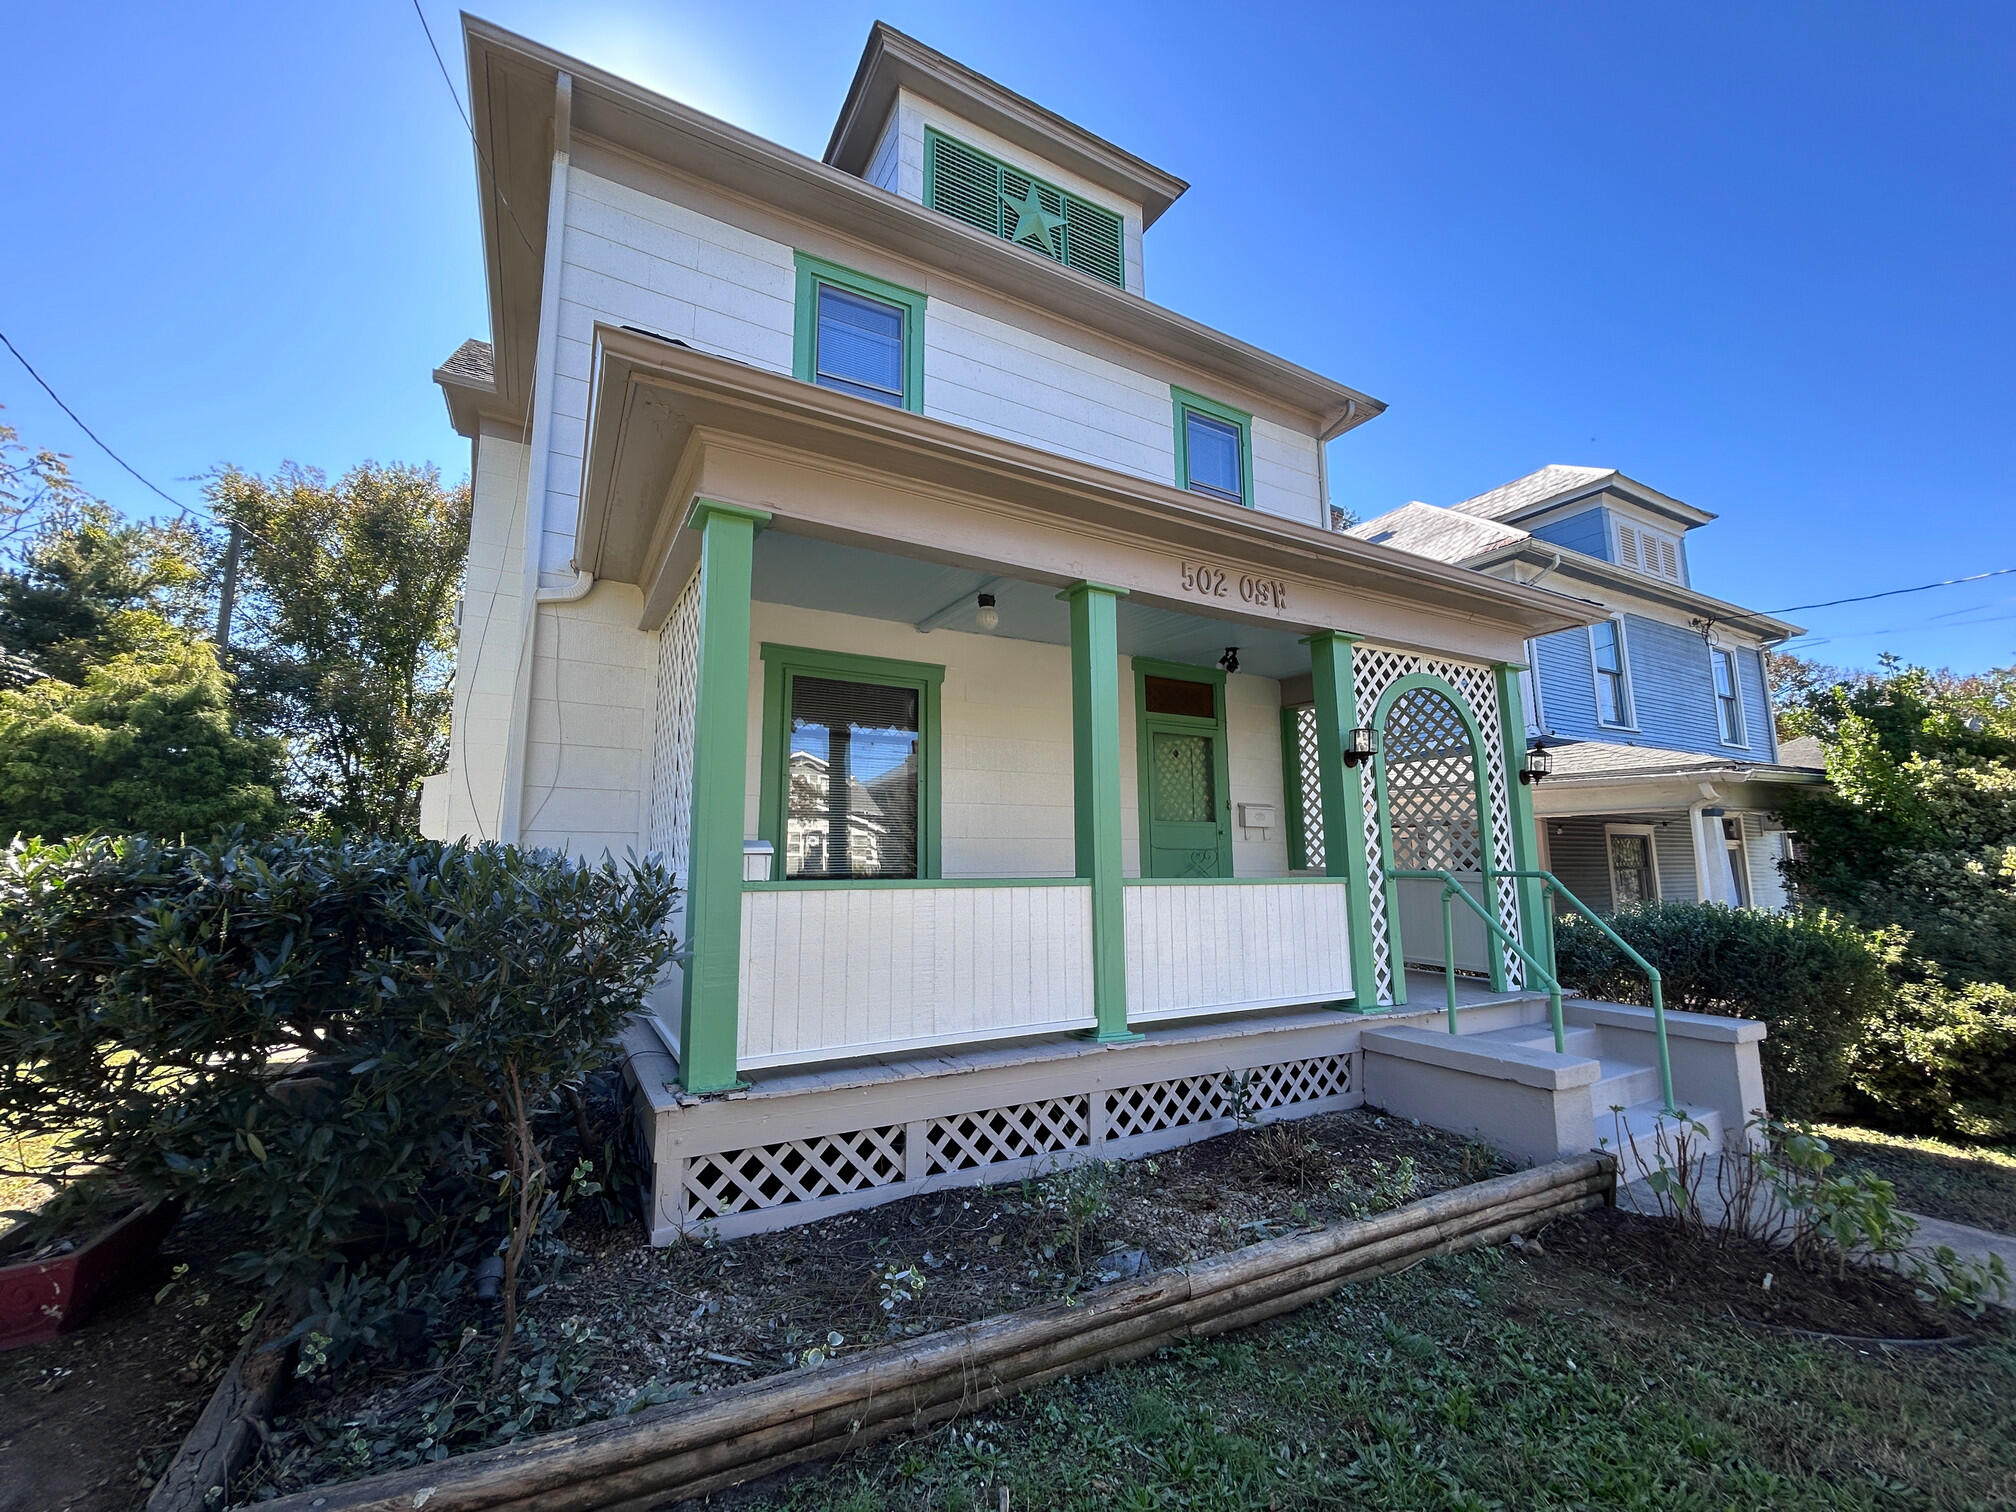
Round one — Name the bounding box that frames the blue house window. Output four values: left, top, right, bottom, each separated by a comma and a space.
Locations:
1712, 647, 1746, 745
1590, 619, 1634, 728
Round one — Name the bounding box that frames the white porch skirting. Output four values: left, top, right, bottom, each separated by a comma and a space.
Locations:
736, 882, 1096, 1068
1123, 879, 1355, 1022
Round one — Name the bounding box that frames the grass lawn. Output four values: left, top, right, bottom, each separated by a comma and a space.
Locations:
0, 1127, 65, 1229
1817, 1123, 2016, 1235
725, 1222, 2016, 1512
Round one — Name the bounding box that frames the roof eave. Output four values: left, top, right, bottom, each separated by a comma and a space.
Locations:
823, 22, 1189, 227
1469, 546, 1805, 641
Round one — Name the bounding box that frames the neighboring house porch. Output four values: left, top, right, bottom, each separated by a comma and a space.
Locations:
1531, 739, 1826, 913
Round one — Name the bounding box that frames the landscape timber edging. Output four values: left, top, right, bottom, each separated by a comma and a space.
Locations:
247, 1154, 1614, 1512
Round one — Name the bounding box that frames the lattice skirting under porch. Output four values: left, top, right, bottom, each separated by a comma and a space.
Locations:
641, 1044, 1360, 1241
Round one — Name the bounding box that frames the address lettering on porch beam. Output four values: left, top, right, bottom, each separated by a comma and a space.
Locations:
1178, 562, 1289, 611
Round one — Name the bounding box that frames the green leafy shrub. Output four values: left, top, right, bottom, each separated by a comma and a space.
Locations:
1552, 902, 1895, 1116
0, 833, 676, 1366
1848, 974, 2016, 1141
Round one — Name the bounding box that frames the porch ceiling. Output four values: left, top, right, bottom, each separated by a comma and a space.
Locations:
754, 531, 1315, 681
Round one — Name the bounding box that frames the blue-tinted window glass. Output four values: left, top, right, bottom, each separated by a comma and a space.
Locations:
815, 285, 906, 405
1184, 410, 1243, 503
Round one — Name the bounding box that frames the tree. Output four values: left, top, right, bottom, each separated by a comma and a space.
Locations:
0, 406, 89, 567
0, 642, 284, 839
207, 463, 470, 836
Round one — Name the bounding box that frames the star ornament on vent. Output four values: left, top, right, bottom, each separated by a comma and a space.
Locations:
1000, 185, 1063, 255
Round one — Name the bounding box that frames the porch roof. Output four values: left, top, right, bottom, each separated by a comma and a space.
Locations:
1538, 739, 1826, 789
575, 325, 1607, 646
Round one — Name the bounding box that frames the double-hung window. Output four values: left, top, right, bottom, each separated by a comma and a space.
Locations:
1591, 619, 1633, 727
793, 254, 926, 412
1712, 647, 1746, 745
1172, 387, 1254, 508
759, 646, 944, 881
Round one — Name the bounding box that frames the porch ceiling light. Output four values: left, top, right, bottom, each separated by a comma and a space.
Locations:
974, 592, 999, 633
1218, 646, 1240, 673
1520, 742, 1554, 786
1343, 726, 1377, 768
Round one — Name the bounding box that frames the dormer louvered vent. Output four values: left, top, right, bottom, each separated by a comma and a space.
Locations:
925, 129, 1127, 289
1615, 519, 1683, 584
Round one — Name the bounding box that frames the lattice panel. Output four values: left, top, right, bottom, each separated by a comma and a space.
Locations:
1107, 1072, 1233, 1139
1292, 705, 1324, 869
1241, 1053, 1354, 1111
646, 567, 703, 881
1353, 645, 1523, 1001
1385, 688, 1484, 873
1150, 732, 1214, 822
924, 1095, 1091, 1174
684, 1123, 905, 1219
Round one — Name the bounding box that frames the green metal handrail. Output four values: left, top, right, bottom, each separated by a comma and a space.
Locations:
1487, 868, 1677, 1116
1389, 869, 1566, 1054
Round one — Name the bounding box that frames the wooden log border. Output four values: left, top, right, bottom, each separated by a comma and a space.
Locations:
251, 1155, 1612, 1512
147, 1302, 297, 1512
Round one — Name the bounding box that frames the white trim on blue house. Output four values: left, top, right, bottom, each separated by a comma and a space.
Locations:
1707, 641, 1747, 748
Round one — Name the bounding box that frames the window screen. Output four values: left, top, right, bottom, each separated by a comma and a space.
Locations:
815, 284, 907, 406
786, 675, 920, 879
1143, 675, 1216, 720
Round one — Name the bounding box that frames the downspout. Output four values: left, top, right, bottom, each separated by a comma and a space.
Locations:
497, 71, 574, 846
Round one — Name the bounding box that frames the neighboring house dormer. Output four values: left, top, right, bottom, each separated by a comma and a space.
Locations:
824, 24, 1184, 297
1449, 465, 1715, 589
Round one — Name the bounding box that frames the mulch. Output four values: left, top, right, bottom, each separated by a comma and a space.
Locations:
1534, 1203, 1997, 1341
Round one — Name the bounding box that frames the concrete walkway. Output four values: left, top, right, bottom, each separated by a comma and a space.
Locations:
1617, 1154, 2016, 1308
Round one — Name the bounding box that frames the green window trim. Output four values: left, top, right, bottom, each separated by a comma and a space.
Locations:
792, 252, 926, 413
1131, 656, 1234, 880
922, 128, 1128, 290
1171, 386, 1255, 509
758, 643, 945, 881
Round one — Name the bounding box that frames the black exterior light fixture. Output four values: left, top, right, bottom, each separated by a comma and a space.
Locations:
1342, 726, 1377, 768
1218, 646, 1240, 673
1519, 741, 1554, 786
974, 592, 999, 633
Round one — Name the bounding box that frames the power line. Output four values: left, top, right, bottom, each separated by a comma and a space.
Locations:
1768, 565, 2016, 616
408, 0, 541, 259
1, 327, 197, 518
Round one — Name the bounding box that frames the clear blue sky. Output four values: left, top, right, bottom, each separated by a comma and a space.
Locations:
6, 2, 2011, 672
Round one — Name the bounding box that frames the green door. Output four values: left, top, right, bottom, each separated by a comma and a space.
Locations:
1137, 665, 1232, 878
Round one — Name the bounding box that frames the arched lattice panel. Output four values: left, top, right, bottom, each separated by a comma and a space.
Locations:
646, 565, 703, 882
1352, 647, 1522, 1001
1384, 687, 1484, 874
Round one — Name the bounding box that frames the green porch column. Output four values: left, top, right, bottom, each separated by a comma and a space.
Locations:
679, 499, 769, 1093
1063, 582, 1137, 1042
1307, 632, 1387, 1009
1493, 661, 1550, 970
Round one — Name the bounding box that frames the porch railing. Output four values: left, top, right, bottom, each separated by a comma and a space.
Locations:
1389, 868, 1566, 1055
1491, 869, 1676, 1116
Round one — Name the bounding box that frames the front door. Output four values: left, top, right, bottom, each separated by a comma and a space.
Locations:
1138, 667, 1231, 878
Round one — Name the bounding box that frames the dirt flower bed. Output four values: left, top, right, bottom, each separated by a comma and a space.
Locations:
237, 1109, 1507, 1502
1538, 1203, 1987, 1340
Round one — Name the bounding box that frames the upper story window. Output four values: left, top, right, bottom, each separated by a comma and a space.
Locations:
924, 129, 1127, 288
1613, 517, 1684, 583
793, 253, 926, 412
1172, 387, 1253, 508
1590, 618, 1634, 727
1712, 647, 1746, 745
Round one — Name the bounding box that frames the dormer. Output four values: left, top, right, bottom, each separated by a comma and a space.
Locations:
823, 24, 1187, 297
1449, 465, 1713, 589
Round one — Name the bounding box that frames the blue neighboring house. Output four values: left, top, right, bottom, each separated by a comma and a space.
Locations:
1350, 465, 1824, 914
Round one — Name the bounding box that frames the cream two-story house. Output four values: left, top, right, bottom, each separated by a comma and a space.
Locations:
420, 19, 1766, 1239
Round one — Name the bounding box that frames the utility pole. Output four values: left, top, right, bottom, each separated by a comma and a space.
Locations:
214, 522, 243, 651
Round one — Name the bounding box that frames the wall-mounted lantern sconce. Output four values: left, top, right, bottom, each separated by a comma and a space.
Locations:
1519, 742, 1554, 786
1342, 726, 1377, 768
974, 592, 999, 633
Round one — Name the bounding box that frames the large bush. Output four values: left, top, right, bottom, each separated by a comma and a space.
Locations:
1552, 901, 1895, 1117
0, 834, 676, 1364
1848, 975, 2016, 1142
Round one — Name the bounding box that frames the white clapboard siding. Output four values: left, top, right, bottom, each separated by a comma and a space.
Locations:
738, 885, 1095, 1067
1123, 882, 1354, 1022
